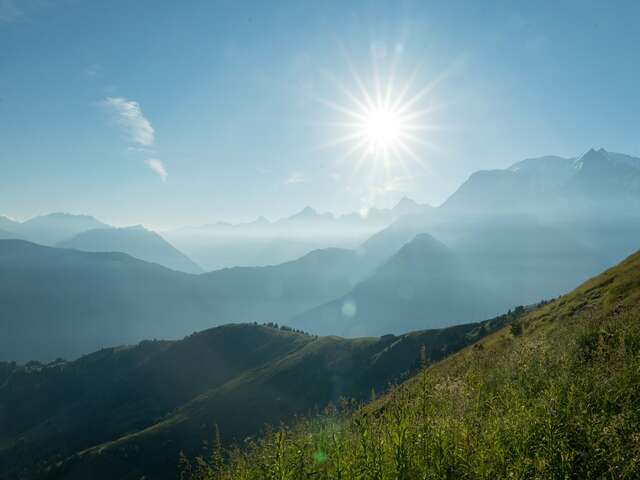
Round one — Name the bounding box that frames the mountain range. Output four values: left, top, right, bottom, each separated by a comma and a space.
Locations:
2, 148, 640, 357
0, 198, 429, 274
0, 240, 376, 362
288, 149, 640, 336
2, 148, 640, 478
9, 213, 110, 245
441, 148, 640, 216
190, 244, 640, 479
57, 225, 203, 274
164, 198, 430, 271
3, 245, 639, 479
0, 214, 205, 274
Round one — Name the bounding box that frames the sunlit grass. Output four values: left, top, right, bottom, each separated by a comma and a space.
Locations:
182, 251, 640, 479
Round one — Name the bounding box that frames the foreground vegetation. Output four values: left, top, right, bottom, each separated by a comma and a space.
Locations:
1, 311, 515, 479
183, 251, 640, 479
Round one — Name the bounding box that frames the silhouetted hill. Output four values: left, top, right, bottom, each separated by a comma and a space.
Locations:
0, 228, 22, 240
292, 233, 496, 336
14, 213, 110, 245
357, 213, 433, 264
0, 216, 20, 233
0, 314, 513, 480
0, 241, 373, 362
57, 226, 203, 274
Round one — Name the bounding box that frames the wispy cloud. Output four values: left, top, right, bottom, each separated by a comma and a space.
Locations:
100, 96, 168, 182
101, 97, 155, 147
285, 172, 309, 185
145, 159, 168, 182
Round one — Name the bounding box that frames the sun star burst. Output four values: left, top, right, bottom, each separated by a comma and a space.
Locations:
318, 58, 443, 175
313, 48, 447, 210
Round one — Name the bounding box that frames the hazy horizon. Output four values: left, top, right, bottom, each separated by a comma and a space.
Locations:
1, 147, 632, 230
2, 1, 640, 228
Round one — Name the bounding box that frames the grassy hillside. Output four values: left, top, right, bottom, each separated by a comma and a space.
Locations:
182, 250, 640, 479
0, 315, 515, 479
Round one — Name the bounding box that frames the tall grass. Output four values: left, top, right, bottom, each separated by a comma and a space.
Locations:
182, 290, 640, 479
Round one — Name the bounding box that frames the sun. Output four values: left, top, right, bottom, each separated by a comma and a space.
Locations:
360, 105, 406, 154
313, 49, 445, 210
318, 60, 441, 169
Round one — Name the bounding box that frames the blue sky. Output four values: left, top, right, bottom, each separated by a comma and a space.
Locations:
1, 0, 639, 228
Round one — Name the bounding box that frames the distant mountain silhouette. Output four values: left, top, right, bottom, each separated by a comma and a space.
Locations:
165, 197, 431, 271
441, 148, 640, 215
0, 215, 20, 232
391, 196, 423, 215
0, 228, 22, 240
57, 225, 203, 274
0, 241, 374, 362
292, 233, 495, 336
292, 149, 640, 336
281, 206, 335, 223
4, 149, 640, 352
357, 211, 433, 263
8, 212, 110, 245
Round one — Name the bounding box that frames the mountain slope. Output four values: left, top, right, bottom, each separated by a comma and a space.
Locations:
0, 240, 210, 362
186, 247, 640, 479
0, 241, 373, 362
441, 148, 640, 216
15, 213, 110, 245
0, 313, 515, 480
0, 228, 22, 240
292, 233, 500, 337
332, 148, 640, 337
0, 215, 20, 233
57, 226, 203, 274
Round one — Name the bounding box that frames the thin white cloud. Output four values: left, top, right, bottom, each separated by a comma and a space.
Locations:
285, 172, 309, 184
100, 96, 168, 182
102, 97, 155, 146
145, 159, 168, 182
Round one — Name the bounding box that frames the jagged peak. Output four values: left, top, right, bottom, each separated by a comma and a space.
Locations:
573, 147, 609, 170
287, 206, 334, 221
298, 206, 317, 216
393, 196, 419, 210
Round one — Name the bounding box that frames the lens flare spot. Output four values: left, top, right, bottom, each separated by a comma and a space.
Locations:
341, 301, 357, 317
